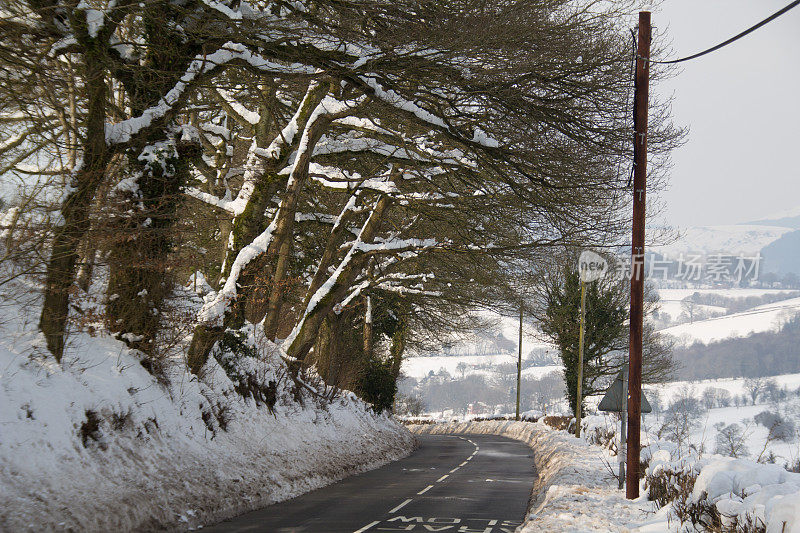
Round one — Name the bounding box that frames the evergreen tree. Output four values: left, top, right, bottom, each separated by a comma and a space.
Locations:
537, 258, 676, 415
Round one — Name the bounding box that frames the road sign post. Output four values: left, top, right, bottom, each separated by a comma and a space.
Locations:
516, 304, 523, 421
598, 369, 651, 490
575, 281, 586, 437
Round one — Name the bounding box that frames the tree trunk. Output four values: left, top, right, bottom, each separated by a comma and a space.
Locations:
389, 314, 408, 381
106, 132, 198, 352
260, 99, 334, 338
186, 81, 328, 372
285, 195, 390, 363
363, 295, 373, 361
39, 49, 108, 361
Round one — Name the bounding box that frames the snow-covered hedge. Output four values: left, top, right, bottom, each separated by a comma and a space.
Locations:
647, 447, 800, 531
0, 313, 415, 531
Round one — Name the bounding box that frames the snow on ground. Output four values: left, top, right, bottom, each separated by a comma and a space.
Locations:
656, 300, 726, 322
403, 353, 518, 379
521, 364, 563, 379
650, 373, 800, 406
641, 373, 800, 467
659, 297, 800, 344
0, 291, 414, 531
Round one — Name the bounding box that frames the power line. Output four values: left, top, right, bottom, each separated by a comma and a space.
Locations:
646, 0, 800, 64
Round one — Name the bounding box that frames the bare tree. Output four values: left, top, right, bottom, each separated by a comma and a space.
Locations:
744, 377, 769, 406
714, 422, 750, 458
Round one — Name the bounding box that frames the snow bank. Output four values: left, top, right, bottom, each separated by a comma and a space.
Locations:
0, 313, 414, 531
409, 420, 655, 531
646, 451, 800, 532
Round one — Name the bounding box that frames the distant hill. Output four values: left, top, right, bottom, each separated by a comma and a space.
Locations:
761, 229, 800, 274
747, 206, 800, 230
747, 215, 800, 230
653, 207, 800, 275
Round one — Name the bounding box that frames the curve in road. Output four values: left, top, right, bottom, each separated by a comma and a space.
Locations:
204, 433, 537, 533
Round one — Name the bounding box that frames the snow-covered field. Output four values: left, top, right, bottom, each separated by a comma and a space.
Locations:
402, 353, 519, 379
657, 288, 798, 301
659, 296, 800, 344
0, 293, 414, 531
401, 351, 558, 380
656, 300, 726, 322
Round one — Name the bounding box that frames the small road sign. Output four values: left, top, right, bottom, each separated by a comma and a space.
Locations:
598, 369, 651, 413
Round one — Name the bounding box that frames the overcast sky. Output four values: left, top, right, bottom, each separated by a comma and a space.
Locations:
649, 0, 800, 228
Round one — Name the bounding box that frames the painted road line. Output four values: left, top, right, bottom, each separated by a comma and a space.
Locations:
449, 467, 459, 473
417, 484, 434, 495
389, 499, 412, 513
436, 475, 449, 482
460, 461, 468, 466
353, 520, 380, 533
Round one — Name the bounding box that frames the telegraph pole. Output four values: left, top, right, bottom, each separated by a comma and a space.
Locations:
626, 10, 650, 500
516, 304, 523, 421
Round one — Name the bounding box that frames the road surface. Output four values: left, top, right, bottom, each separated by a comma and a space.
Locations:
204, 434, 537, 532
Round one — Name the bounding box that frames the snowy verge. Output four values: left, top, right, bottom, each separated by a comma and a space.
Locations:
643, 450, 800, 532
0, 322, 415, 531
408, 420, 655, 532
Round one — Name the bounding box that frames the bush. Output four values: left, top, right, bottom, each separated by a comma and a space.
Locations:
647, 466, 697, 509
754, 410, 795, 442
542, 415, 574, 432
215, 330, 277, 410
394, 393, 426, 416
714, 423, 750, 458
584, 424, 617, 452
357, 357, 397, 414
79, 409, 102, 447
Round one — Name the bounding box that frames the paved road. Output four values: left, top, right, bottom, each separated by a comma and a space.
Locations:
204, 434, 537, 533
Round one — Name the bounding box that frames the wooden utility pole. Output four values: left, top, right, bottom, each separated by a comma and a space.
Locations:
516, 304, 523, 421
626, 10, 650, 500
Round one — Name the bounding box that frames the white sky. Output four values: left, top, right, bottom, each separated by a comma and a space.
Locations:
651, 0, 800, 227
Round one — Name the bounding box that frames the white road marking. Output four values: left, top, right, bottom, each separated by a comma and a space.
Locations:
417, 485, 434, 495
389, 499, 412, 513
353, 520, 380, 532
449, 467, 459, 473
459, 461, 468, 467
436, 474, 449, 482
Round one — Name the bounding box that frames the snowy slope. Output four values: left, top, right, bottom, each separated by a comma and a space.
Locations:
659, 296, 800, 344
0, 297, 414, 531
657, 300, 726, 321
654, 224, 792, 256
748, 205, 800, 229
